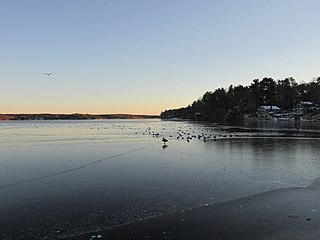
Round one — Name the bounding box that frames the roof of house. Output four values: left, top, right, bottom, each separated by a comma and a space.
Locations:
300, 101, 313, 105
258, 105, 280, 110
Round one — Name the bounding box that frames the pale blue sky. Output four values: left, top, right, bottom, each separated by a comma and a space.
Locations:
1, 0, 319, 114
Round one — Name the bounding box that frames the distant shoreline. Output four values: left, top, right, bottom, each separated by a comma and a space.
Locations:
0, 113, 160, 121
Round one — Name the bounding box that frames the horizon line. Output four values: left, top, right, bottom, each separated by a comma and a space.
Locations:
0, 112, 161, 116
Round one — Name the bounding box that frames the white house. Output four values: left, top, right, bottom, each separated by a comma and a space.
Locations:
258, 105, 281, 112
257, 105, 281, 119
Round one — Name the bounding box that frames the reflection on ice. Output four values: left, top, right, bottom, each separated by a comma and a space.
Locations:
0, 119, 320, 239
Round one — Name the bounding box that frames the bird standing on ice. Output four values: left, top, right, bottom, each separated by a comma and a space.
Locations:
162, 137, 168, 145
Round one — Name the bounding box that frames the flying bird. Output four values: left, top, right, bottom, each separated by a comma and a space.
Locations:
45, 73, 52, 76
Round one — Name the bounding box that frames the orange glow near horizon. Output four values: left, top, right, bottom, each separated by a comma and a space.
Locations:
0, 103, 190, 115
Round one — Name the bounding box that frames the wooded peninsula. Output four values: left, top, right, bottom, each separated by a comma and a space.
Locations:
161, 77, 320, 122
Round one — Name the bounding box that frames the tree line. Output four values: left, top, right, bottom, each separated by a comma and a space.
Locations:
161, 77, 320, 122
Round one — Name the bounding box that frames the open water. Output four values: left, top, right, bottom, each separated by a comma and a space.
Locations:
1, 119, 320, 239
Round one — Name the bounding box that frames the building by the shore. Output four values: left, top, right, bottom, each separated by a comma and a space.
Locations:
257, 105, 281, 119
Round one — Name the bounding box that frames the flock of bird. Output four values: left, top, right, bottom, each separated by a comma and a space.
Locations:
139, 124, 238, 146
84, 122, 239, 147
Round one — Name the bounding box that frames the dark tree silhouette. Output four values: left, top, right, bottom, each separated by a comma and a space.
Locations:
160, 76, 320, 122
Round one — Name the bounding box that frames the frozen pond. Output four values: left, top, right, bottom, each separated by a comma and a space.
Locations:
1, 119, 320, 239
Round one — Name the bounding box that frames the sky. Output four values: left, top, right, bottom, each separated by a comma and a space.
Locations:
1, 0, 320, 115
